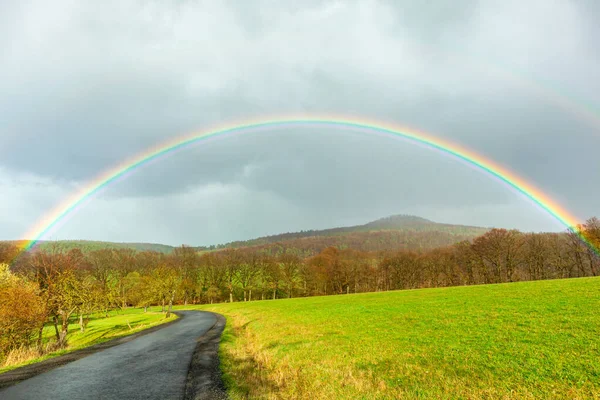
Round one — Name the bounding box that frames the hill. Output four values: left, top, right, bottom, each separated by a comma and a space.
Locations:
1, 240, 175, 254
200, 214, 489, 255
194, 277, 600, 399
225, 229, 487, 257
3, 215, 489, 255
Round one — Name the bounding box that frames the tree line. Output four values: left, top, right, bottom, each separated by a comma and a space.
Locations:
1, 217, 598, 364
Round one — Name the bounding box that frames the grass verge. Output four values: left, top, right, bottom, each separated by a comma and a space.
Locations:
193, 277, 600, 399
0, 309, 177, 373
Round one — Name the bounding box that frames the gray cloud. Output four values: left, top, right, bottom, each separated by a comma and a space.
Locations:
1, 0, 598, 243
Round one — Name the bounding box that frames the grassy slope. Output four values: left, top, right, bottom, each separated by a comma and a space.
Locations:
0, 310, 176, 373
193, 277, 600, 399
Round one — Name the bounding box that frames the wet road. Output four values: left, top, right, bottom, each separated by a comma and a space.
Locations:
0, 311, 217, 400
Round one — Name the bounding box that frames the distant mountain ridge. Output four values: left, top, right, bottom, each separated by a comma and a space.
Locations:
2, 215, 490, 254
4, 240, 176, 254
204, 214, 490, 250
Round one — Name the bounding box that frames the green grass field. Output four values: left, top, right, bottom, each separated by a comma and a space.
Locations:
0, 310, 176, 373
193, 277, 600, 399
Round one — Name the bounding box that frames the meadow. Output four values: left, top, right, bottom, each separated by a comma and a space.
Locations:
0, 310, 176, 373
193, 277, 600, 399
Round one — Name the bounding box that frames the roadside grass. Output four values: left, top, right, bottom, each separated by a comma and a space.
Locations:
0, 309, 176, 373
192, 277, 600, 399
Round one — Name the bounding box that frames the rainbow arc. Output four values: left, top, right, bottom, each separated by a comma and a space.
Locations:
17, 116, 595, 255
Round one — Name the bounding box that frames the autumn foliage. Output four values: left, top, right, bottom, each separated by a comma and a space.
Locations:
0, 217, 598, 365
0, 264, 46, 358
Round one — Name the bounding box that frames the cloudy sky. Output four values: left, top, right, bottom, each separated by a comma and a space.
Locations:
1, 0, 599, 246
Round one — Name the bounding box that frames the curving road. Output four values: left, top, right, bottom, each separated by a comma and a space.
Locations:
0, 311, 221, 400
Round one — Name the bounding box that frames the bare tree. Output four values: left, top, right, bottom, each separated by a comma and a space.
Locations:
279, 253, 301, 298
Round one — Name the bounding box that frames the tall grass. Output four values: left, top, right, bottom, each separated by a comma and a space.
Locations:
192, 277, 600, 399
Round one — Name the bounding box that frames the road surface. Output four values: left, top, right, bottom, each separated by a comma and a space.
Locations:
0, 311, 221, 400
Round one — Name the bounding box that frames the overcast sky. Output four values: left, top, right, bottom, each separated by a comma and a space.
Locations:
1, 0, 599, 246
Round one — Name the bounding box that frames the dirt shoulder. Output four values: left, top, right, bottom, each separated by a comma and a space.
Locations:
184, 312, 228, 400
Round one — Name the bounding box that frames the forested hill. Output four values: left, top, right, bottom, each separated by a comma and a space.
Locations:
3, 240, 176, 254
200, 214, 490, 252
362, 215, 487, 233
3, 215, 490, 255
219, 230, 489, 258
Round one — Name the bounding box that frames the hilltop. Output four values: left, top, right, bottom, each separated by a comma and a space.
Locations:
206, 214, 489, 248
198, 214, 489, 255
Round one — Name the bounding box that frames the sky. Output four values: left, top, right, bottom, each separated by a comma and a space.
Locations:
1, 0, 599, 246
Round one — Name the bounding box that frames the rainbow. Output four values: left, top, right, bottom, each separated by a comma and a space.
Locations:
446, 46, 600, 134
484, 60, 600, 133
17, 116, 594, 254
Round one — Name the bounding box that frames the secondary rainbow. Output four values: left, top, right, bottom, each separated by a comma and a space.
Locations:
19, 116, 591, 253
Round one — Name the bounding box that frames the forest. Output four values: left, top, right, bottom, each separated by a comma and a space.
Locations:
1, 217, 598, 365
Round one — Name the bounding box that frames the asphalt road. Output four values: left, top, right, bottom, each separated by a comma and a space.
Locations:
0, 311, 218, 400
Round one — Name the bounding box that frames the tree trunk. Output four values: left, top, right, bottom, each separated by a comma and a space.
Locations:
53, 315, 60, 342
229, 290, 233, 303
272, 288, 276, 300
58, 330, 68, 348
161, 298, 165, 313
58, 313, 69, 347
79, 314, 85, 333
37, 321, 45, 354
166, 290, 176, 318
249, 289, 252, 302
587, 251, 599, 276
243, 290, 247, 302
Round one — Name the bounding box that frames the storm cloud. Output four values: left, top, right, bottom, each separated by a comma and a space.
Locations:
1, 0, 599, 245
